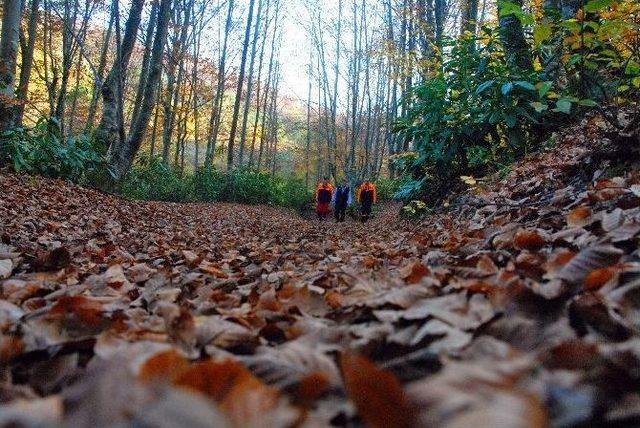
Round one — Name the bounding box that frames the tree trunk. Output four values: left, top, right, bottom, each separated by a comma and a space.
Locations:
0, 0, 23, 135
498, 0, 532, 71
15, 0, 41, 126
227, 0, 256, 170
238, 0, 264, 165
205, 0, 234, 167
108, 0, 172, 182
85, 12, 114, 132
95, 0, 145, 153
130, 0, 159, 134
460, 0, 479, 35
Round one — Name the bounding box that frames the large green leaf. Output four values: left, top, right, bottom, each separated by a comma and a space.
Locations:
533, 23, 553, 46
577, 99, 597, 107
514, 81, 536, 91
476, 80, 495, 94
530, 101, 549, 113
584, 0, 614, 12
625, 60, 640, 76
536, 81, 553, 97
554, 98, 572, 114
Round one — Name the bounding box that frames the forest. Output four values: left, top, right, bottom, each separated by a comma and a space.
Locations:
1, 0, 640, 426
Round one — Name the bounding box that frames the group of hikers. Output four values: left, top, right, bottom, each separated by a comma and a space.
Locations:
315, 178, 378, 222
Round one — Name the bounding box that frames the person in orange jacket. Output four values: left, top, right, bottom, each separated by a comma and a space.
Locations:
315, 178, 334, 220
357, 179, 377, 222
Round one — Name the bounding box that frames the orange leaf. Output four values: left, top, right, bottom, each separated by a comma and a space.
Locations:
513, 230, 546, 251
401, 261, 430, 284
139, 349, 190, 382
325, 290, 343, 309
175, 359, 280, 426
175, 359, 250, 401
363, 255, 381, 269
295, 371, 330, 407
199, 261, 229, 278
566, 206, 592, 227
584, 267, 615, 291
48, 295, 104, 327
340, 353, 415, 428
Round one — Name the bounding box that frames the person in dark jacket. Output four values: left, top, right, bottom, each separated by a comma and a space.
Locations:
315, 178, 334, 220
332, 182, 352, 222
357, 179, 377, 222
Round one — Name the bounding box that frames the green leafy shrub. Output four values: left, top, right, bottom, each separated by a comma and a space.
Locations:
119, 154, 193, 201
119, 158, 312, 210
395, 0, 639, 204
401, 200, 428, 219
1, 118, 107, 183
272, 173, 314, 211
375, 177, 405, 201
223, 166, 276, 205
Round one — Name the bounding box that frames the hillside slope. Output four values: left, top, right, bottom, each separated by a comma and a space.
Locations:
1, 115, 640, 427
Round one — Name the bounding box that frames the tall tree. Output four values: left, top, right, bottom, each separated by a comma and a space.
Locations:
15, 0, 42, 126
205, 0, 235, 166
238, 0, 265, 165
109, 0, 172, 181
460, 0, 479, 35
498, 0, 532, 71
95, 0, 145, 153
227, 0, 256, 170
0, 0, 23, 135
130, 0, 159, 134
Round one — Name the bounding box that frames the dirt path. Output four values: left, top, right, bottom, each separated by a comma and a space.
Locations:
1, 120, 640, 428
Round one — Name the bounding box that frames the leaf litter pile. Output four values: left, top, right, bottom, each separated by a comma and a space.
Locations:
2, 119, 640, 427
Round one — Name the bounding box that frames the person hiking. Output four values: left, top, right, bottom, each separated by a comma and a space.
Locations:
332, 181, 352, 222
315, 178, 334, 220
357, 179, 377, 222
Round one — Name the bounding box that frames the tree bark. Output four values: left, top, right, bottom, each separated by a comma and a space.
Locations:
0, 0, 23, 135
15, 0, 41, 126
498, 0, 532, 71
130, 0, 159, 135
227, 0, 256, 170
460, 0, 479, 35
108, 0, 172, 181
95, 0, 145, 153
238, 0, 264, 165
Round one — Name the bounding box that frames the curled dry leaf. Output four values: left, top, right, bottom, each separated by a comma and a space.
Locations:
0, 258, 13, 279
400, 261, 430, 284
567, 206, 593, 228
340, 353, 416, 428
513, 230, 546, 251
139, 349, 190, 383
558, 246, 623, 285
47, 295, 105, 329
33, 246, 71, 271
584, 266, 616, 291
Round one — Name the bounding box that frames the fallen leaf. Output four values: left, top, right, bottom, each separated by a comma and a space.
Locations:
340, 353, 415, 428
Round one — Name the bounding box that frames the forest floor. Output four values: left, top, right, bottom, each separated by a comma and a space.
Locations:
2, 114, 640, 427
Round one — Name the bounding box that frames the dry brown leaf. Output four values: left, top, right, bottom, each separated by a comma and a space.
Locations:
401, 261, 431, 284
558, 246, 623, 284
139, 349, 190, 382
340, 353, 415, 428
0, 259, 13, 279
513, 230, 546, 250
567, 206, 592, 227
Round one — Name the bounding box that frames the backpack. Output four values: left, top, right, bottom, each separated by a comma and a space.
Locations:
361, 188, 373, 205
336, 187, 349, 205
318, 188, 332, 203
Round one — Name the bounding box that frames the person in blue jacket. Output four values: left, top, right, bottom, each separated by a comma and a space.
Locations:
332, 181, 352, 222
